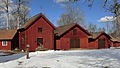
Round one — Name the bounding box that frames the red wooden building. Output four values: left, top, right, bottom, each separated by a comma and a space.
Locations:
0, 13, 119, 51
18, 13, 55, 51
0, 30, 19, 50
89, 32, 112, 49
113, 42, 120, 47
111, 37, 120, 47
55, 24, 92, 50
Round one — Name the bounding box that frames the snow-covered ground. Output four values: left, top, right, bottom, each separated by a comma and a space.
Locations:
0, 49, 120, 68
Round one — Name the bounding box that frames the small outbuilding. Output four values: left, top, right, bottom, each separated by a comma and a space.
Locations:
111, 37, 120, 47
113, 41, 120, 47
89, 32, 112, 49
0, 30, 19, 50
55, 24, 92, 50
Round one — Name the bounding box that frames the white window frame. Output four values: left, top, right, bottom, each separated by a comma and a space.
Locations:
2, 41, 7, 46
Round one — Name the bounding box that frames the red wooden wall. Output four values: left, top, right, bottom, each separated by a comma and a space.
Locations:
56, 27, 89, 50
89, 35, 112, 49
113, 42, 120, 47
0, 41, 11, 50
0, 32, 19, 50
19, 17, 54, 51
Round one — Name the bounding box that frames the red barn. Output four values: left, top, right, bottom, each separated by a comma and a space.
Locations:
0, 30, 19, 50
18, 13, 55, 51
89, 32, 112, 49
55, 24, 92, 50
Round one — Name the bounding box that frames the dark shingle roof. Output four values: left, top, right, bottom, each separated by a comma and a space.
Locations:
91, 32, 102, 39
110, 36, 120, 42
91, 32, 111, 39
54, 24, 75, 36
55, 23, 92, 36
20, 13, 55, 29
0, 30, 17, 40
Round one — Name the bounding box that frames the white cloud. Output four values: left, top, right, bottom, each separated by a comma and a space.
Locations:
98, 16, 116, 22
55, 0, 80, 3
55, 0, 69, 3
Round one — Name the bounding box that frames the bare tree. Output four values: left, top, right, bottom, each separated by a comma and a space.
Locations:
0, 0, 30, 29
57, 5, 84, 26
0, 0, 14, 29
98, 27, 106, 32
94, 0, 120, 37
11, 0, 30, 29
111, 0, 120, 37
87, 23, 97, 33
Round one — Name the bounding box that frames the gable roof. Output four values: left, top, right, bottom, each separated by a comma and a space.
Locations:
110, 36, 120, 42
20, 13, 55, 30
92, 32, 111, 40
92, 32, 102, 39
0, 30, 17, 40
54, 23, 92, 37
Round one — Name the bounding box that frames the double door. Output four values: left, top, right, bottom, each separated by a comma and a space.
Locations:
70, 38, 80, 48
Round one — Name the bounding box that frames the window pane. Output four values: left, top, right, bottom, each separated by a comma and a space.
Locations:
38, 28, 42, 32
2, 41, 7, 46
73, 29, 77, 35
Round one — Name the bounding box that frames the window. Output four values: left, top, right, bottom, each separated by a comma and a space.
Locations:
38, 27, 42, 32
73, 29, 77, 35
2, 41, 7, 46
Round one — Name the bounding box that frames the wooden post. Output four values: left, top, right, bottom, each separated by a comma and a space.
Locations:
26, 44, 30, 59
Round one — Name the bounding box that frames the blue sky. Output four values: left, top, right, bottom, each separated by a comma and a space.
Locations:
27, 0, 114, 28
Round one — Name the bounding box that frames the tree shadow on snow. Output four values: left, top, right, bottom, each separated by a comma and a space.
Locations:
0, 53, 25, 63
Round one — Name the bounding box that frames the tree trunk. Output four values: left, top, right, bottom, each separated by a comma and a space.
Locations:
6, 13, 9, 30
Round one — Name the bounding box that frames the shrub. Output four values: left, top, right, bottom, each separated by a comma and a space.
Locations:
36, 47, 48, 51
11, 48, 23, 53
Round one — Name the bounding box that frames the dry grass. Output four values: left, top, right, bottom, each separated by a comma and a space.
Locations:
66, 48, 98, 51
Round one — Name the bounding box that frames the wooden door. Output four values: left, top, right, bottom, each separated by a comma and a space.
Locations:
37, 38, 43, 48
70, 38, 80, 48
70, 38, 75, 48
98, 39, 105, 48
75, 38, 80, 48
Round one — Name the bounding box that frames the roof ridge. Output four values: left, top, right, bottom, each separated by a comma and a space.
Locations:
19, 13, 55, 29
56, 23, 76, 28
55, 23, 91, 36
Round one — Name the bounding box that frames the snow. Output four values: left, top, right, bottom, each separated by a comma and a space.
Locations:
0, 49, 120, 68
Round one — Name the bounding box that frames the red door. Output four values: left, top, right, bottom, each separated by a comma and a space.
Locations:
98, 39, 105, 48
37, 38, 43, 48
70, 38, 80, 48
